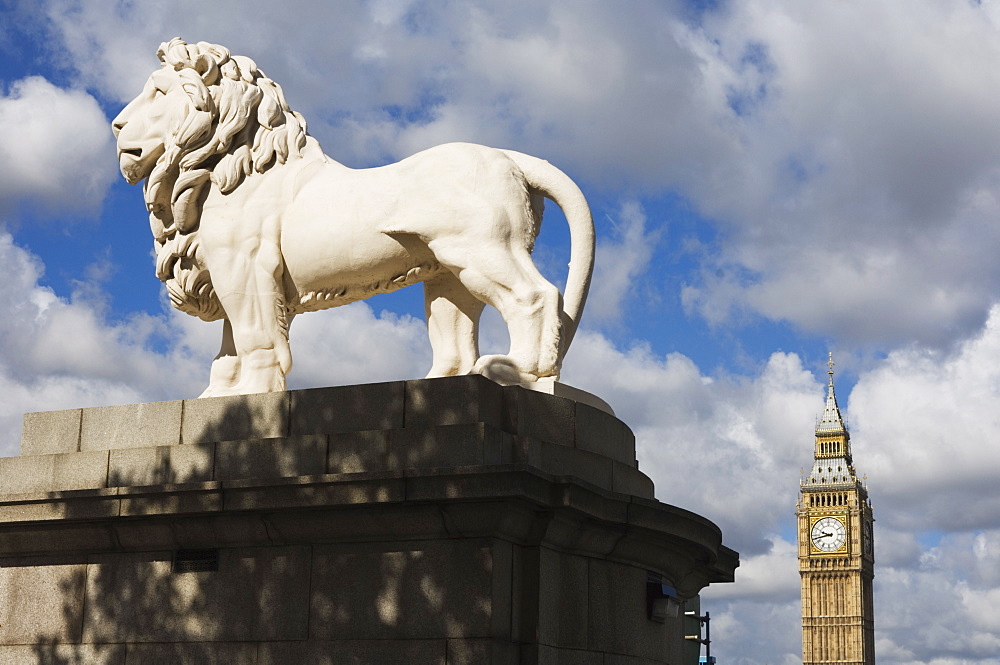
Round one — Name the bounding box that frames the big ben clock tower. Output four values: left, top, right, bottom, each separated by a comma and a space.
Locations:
798, 355, 875, 664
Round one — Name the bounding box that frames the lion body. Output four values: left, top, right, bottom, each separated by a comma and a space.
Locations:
220, 143, 536, 314
114, 39, 593, 396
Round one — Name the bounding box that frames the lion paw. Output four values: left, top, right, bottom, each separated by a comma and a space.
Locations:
470, 355, 539, 386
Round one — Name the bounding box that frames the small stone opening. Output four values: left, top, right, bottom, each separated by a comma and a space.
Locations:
173, 548, 220, 573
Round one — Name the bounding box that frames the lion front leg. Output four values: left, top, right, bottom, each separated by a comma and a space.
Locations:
199, 318, 241, 397
204, 240, 292, 396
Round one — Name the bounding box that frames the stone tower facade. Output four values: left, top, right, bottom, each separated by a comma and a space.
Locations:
798, 355, 875, 665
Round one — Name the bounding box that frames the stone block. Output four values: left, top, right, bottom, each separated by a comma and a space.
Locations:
537, 442, 613, 491
575, 403, 633, 465
587, 559, 667, 659
20, 408, 81, 456
446, 638, 520, 665
182, 391, 288, 445
537, 548, 589, 650
112, 514, 271, 551
0, 495, 120, 526
108, 443, 214, 487
119, 486, 222, 517
259, 639, 447, 665
509, 545, 530, 646
603, 654, 669, 665
311, 540, 495, 640
124, 642, 258, 665
521, 382, 616, 417
0, 523, 119, 555
490, 539, 514, 639
266, 504, 447, 544
0, 556, 87, 644
290, 382, 404, 435
508, 435, 543, 468
0, 451, 109, 495
328, 430, 391, 473
83, 546, 310, 643
502, 387, 575, 448
611, 461, 655, 499
389, 423, 504, 470
405, 375, 503, 428
625, 499, 722, 552
0, 644, 126, 665
214, 435, 327, 481
80, 400, 183, 452
222, 476, 405, 512
533, 644, 604, 665
624, 427, 637, 463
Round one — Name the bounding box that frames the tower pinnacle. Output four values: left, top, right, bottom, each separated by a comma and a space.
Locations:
804, 353, 857, 486
817, 353, 847, 435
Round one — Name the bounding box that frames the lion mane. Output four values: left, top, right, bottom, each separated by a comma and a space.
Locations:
147, 38, 311, 321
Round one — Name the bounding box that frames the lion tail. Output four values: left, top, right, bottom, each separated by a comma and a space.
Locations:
501, 149, 595, 351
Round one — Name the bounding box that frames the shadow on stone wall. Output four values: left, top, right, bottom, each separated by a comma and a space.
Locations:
2, 376, 710, 664
16, 380, 506, 664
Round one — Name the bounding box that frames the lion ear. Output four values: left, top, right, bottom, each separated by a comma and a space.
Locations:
195, 56, 220, 86
157, 38, 187, 66
194, 42, 230, 85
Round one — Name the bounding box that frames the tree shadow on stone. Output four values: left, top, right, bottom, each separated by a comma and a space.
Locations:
5, 374, 719, 665
20, 377, 506, 665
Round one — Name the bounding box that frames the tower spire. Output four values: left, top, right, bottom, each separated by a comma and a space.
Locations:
804, 352, 857, 486
817, 352, 846, 435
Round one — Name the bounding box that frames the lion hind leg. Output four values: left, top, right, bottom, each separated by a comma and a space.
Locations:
432, 242, 562, 383
424, 273, 485, 377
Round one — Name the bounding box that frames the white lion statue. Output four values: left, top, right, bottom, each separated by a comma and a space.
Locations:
113, 38, 594, 397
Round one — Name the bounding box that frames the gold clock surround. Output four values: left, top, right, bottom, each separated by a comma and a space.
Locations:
809, 514, 848, 555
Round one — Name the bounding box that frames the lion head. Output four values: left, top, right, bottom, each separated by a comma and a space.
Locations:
114, 37, 311, 239
113, 38, 312, 320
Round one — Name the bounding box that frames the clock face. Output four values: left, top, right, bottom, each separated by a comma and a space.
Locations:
811, 516, 847, 552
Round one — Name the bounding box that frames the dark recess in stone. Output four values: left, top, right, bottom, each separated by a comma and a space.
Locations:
173, 549, 219, 573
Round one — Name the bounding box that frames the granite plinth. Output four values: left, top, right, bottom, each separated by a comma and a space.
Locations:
0, 375, 737, 664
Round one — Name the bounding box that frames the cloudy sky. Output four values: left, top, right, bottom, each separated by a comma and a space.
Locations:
2, 0, 1000, 662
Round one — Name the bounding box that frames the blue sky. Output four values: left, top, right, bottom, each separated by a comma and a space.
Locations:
3, 1, 1000, 663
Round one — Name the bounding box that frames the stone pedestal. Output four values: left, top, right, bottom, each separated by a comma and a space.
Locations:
0, 375, 737, 664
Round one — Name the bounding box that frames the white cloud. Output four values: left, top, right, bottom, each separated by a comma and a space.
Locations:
587, 200, 662, 324
873, 530, 1000, 664
703, 535, 799, 602
284, 305, 431, 389
681, 0, 1000, 346
850, 304, 1000, 532
698, 596, 802, 665
0, 77, 116, 216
